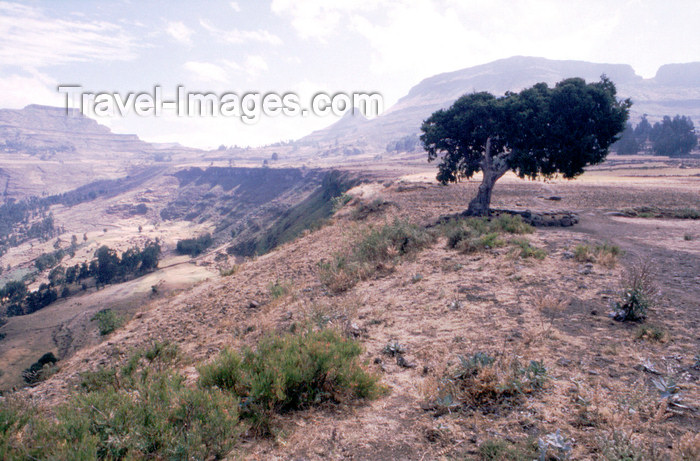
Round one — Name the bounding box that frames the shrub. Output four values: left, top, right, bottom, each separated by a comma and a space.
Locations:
331, 193, 352, 213
443, 215, 531, 253
176, 233, 213, 257
510, 238, 547, 259
91, 309, 124, 336
319, 219, 431, 293
199, 329, 380, 431
479, 438, 538, 460
614, 260, 659, 321
574, 242, 621, 267
431, 352, 547, 413
635, 324, 666, 342
22, 352, 58, 384
268, 279, 291, 299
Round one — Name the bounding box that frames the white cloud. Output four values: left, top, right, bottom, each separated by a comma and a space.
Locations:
244, 55, 268, 78
0, 1, 139, 69
0, 71, 62, 108
230, 2, 241, 12
166, 21, 194, 46
200, 20, 282, 45
184, 61, 230, 83
271, 0, 376, 40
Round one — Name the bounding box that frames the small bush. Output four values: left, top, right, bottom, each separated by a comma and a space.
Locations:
22, 352, 58, 384
91, 309, 124, 336
431, 352, 546, 412
176, 233, 213, 257
268, 279, 291, 299
574, 242, 621, 267
614, 260, 659, 321
331, 193, 352, 213
510, 238, 547, 259
219, 265, 240, 276
199, 329, 380, 431
443, 215, 531, 254
479, 438, 538, 460
635, 324, 666, 342
319, 219, 431, 293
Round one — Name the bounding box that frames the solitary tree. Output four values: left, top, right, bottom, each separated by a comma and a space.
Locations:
420, 77, 630, 216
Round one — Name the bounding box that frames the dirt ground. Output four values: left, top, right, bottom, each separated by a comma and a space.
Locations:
13, 157, 700, 459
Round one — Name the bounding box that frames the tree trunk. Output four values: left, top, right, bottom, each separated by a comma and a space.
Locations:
464, 138, 509, 217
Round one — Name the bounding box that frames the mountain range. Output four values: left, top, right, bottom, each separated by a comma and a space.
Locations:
299, 56, 700, 151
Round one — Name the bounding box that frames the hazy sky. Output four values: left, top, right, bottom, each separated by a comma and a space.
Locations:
0, 0, 698, 148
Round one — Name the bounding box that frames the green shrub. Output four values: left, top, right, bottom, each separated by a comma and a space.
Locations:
199, 329, 380, 431
319, 219, 431, 292
176, 233, 213, 257
443, 215, 531, 254
432, 353, 546, 412
510, 238, 547, 259
91, 309, 124, 336
2, 345, 241, 461
331, 193, 352, 213
22, 352, 58, 384
574, 242, 621, 267
479, 438, 538, 461
268, 279, 291, 299
614, 261, 658, 322
635, 324, 666, 342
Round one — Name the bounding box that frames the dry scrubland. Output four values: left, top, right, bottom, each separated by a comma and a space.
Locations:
6, 158, 700, 460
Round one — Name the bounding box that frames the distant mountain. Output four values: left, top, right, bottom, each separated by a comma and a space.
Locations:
299, 56, 700, 152
0, 105, 203, 199
0, 104, 151, 157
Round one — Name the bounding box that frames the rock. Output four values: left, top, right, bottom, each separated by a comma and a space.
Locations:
547, 196, 562, 201
248, 300, 260, 309
373, 357, 383, 364
557, 358, 572, 367
562, 251, 575, 259
591, 309, 598, 316
397, 356, 416, 368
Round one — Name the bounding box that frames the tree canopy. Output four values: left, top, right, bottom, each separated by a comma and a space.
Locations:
420, 76, 631, 215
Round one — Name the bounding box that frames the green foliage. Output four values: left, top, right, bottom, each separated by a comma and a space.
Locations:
22, 352, 58, 384
510, 238, 547, 259
319, 219, 431, 293
421, 77, 630, 215
3, 344, 241, 460
574, 242, 621, 267
479, 438, 539, 461
268, 279, 291, 299
331, 193, 352, 213
199, 329, 380, 431
614, 261, 658, 322
91, 309, 124, 336
650, 115, 697, 156
433, 353, 547, 412
176, 233, 214, 257
613, 122, 640, 155
635, 324, 666, 342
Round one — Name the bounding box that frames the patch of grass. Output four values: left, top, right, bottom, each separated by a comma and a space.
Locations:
91, 308, 124, 336
614, 260, 659, 322
268, 279, 291, 299
350, 197, 388, 220
430, 352, 547, 413
597, 431, 647, 461
198, 328, 381, 433
510, 237, 547, 259
574, 242, 621, 267
219, 265, 240, 276
331, 193, 352, 213
479, 437, 538, 460
635, 324, 666, 342
319, 219, 431, 293
443, 215, 532, 254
